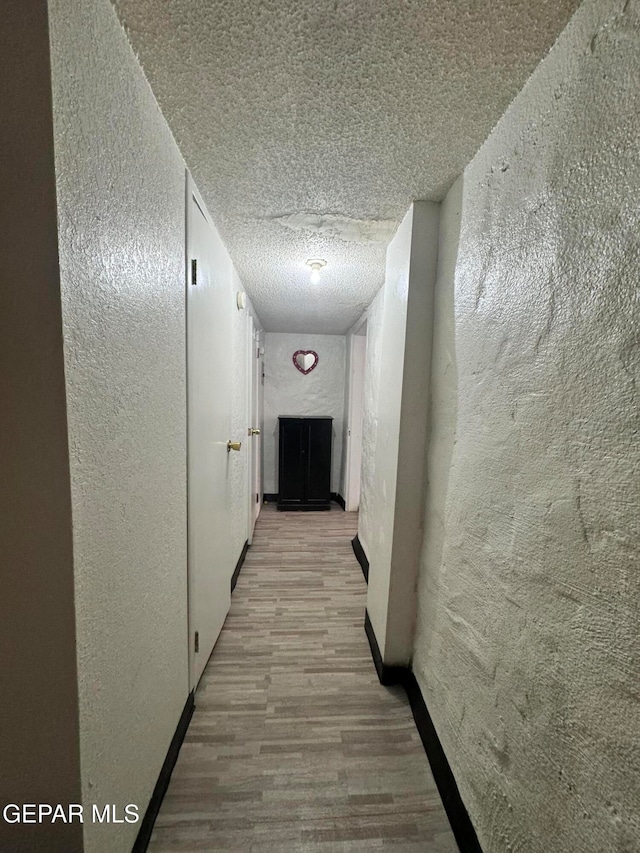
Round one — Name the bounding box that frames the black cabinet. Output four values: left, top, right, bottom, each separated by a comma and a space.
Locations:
278, 416, 333, 511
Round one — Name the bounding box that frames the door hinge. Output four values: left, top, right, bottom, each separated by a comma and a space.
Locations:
256, 493, 259, 503
191, 258, 197, 286
194, 631, 199, 653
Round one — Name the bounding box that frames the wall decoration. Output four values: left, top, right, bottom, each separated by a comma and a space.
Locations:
292, 350, 319, 375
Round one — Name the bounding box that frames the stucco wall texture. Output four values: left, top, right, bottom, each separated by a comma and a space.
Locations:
357, 288, 385, 559
49, 0, 189, 850
358, 203, 439, 665
361, 209, 413, 655
413, 1, 640, 851
0, 4, 83, 850
263, 333, 346, 494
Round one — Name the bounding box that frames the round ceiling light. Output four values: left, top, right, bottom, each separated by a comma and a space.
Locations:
305, 258, 327, 284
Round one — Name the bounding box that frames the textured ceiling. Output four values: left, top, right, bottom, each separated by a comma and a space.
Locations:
114, 0, 580, 333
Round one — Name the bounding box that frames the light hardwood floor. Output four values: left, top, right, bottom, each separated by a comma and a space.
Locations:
149, 504, 457, 852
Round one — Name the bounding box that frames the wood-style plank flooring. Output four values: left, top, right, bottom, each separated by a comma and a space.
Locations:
149, 505, 457, 852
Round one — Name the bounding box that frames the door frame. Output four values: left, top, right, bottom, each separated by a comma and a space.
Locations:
246, 314, 261, 543
185, 172, 195, 690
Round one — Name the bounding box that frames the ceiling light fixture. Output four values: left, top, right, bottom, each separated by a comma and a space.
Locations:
305, 258, 327, 284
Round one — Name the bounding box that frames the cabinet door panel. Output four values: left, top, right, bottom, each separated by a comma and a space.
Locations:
279, 419, 305, 504
306, 420, 332, 504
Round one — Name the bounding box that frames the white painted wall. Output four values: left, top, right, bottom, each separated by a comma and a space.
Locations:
263, 333, 346, 494
48, 0, 258, 848
385, 203, 439, 664
343, 331, 367, 511
49, 1, 188, 850
339, 333, 352, 500
47, 2, 262, 842
0, 5, 82, 850
360, 213, 410, 652
413, 1, 640, 851
358, 290, 385, 559
358, 204, 439, 664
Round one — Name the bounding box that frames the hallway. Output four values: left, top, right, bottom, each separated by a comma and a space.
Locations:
149, 505, 457, 852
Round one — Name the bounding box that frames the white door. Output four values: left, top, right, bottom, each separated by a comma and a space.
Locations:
186, 176, 233, 687
254, 332, 263, 520
247, 317, 262, 543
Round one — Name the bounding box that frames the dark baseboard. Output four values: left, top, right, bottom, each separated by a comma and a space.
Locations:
363, 610, 482, 853
364, 610, 408, 687
331, 492, 346, 510
404, 673, 483, 853
133, 691, 195, 852
266, 492, 345, 510
351, 535, 369, 583
231, 540, 249, 593
277, 505, 331, 511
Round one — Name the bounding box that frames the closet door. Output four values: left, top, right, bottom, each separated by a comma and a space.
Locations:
186, 177, 233, 687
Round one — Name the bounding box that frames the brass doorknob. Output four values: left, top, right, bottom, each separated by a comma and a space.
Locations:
248, 428, 261, 436
227, 440, 242, 452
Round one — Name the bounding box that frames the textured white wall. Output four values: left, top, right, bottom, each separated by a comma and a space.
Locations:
413, 1, 640, 851
340, 326, 368, 510
358, 289, 384, 558
362, 211, 411, 652
49, 0, 189, 850
385, 202, 439, 664
359, 205, 439, 662
0, 5, 82, 850
263, 333, 346, 494
339, 332, 353, 499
